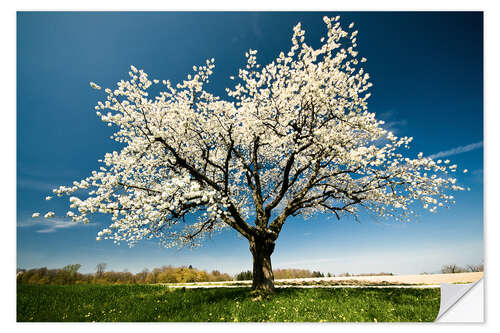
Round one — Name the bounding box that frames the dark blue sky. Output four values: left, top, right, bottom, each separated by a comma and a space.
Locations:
17, 12, 483, 275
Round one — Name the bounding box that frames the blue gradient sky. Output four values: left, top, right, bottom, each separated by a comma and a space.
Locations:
17, 12, 483, 275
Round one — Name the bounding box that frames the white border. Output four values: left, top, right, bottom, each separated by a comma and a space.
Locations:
4, 1, 499, 332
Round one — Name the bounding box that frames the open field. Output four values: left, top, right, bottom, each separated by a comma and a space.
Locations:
17, 284, 440, 322
160, 272, 484, 288
276, 272, 483, 286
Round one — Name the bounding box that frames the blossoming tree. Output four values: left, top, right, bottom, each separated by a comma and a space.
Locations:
35, 16, 463, 291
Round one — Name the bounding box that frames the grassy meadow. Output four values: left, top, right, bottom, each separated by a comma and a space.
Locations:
17, 284, 440, 322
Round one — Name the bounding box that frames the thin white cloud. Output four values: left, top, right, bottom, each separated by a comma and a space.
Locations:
428, 141, 483, 159
377, 110, 396, 119
383, 119, 408, 134
377, 110, 408, 135
18, 217, 96, 233
18, 178, 59, 192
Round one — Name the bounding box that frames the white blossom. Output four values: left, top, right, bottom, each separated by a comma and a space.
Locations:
44, 211, 55, 218
89, 82, 101, 90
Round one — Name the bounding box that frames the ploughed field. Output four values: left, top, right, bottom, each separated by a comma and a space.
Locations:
17, 284, 440, 322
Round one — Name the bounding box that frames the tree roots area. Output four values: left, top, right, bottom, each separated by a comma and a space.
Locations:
17, 284, 440, 322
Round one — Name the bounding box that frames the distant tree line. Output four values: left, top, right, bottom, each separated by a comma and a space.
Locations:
16, 264, 85, 285
235, 270, 253, 281
441, 263, 484, 274
235, 269, 322, 281
16, 263, 232, 285
20, 262, 476, 285
234, 268, 328, 281
277, 269, 322, 279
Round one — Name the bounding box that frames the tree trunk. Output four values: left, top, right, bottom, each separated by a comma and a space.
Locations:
250, 237, 275, 292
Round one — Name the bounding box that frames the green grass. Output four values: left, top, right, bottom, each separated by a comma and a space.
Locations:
17, 284, 440, 322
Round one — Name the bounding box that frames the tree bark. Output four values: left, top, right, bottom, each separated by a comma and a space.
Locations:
250, 236, 275, 292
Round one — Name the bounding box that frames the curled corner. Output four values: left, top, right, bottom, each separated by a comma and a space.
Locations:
435, 278, 484, 322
